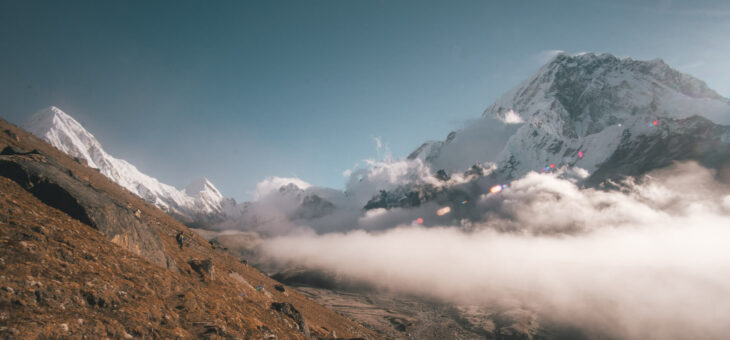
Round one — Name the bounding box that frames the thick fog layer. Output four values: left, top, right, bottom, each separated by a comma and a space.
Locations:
260, 162, 730, 339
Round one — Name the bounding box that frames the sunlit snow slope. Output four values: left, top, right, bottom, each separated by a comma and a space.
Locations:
24, 106, 225, 224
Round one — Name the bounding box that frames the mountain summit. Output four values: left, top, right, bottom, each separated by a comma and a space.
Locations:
411, 53, 730, 181
484, 52, 729, 131
23, 106, 226, 225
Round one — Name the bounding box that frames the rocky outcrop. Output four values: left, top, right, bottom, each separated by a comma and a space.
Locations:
270, 302, 310, 337
188, 259, 214, 279
0, 149, 171, 269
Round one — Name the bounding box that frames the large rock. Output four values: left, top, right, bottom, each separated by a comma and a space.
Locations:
0, 149, 171, 268
270, 302, 310, 337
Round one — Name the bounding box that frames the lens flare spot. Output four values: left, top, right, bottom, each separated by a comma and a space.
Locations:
437, 206, 451, 216
490, 185, 503, 194
414, 217, 424, 224
578, 150, 583, 158
653, 120, 658, 126
550, 163, 555, 169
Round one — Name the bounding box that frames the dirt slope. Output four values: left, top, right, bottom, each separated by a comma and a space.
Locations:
0, 118, 377, 339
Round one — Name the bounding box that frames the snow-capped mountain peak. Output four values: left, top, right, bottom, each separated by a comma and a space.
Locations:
185, 177, 222, 199
411, 53, 730, 180
23, 106, 226, 223
483, 52, 729, 136
24, 106, 107, 169
184, 177, 225, 214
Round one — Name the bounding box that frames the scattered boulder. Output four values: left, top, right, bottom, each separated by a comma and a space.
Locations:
270, 302, 310, 337
385, 316, 412, 333
273, 284, 285, 292
189, 259, 214, 279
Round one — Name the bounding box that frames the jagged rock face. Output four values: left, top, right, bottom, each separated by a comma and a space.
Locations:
364, 186, 439, 210
0, 150, 171, 269
587, 116, 730, 186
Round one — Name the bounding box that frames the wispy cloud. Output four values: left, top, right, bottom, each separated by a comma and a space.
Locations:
679, 61, 705, 70
372, 136, 383, 153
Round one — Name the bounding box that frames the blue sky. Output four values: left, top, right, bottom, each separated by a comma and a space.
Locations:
1, 0, 729, 200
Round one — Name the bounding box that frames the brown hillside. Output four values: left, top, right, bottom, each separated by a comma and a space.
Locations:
0, 118, 377, 339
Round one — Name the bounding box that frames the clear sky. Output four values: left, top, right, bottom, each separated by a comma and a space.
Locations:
1, 0, 729, 200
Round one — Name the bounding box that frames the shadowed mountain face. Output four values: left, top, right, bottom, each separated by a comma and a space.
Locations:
0, 119, 376, 339
586, 116, 730, 185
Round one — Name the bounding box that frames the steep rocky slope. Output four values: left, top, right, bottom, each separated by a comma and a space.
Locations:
0, 118, 376, 339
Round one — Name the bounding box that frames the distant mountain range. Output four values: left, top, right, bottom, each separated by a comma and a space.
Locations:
13, 53, 730, 338
23, 52, 730, 231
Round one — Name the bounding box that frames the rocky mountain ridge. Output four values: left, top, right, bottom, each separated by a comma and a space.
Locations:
23, 107, 227, 227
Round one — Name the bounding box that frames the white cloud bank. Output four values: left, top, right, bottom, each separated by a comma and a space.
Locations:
260, 162, 730, 339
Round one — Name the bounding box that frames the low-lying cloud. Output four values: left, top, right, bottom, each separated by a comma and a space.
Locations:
259, 162, 730, 339
253, 176, 311, 200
